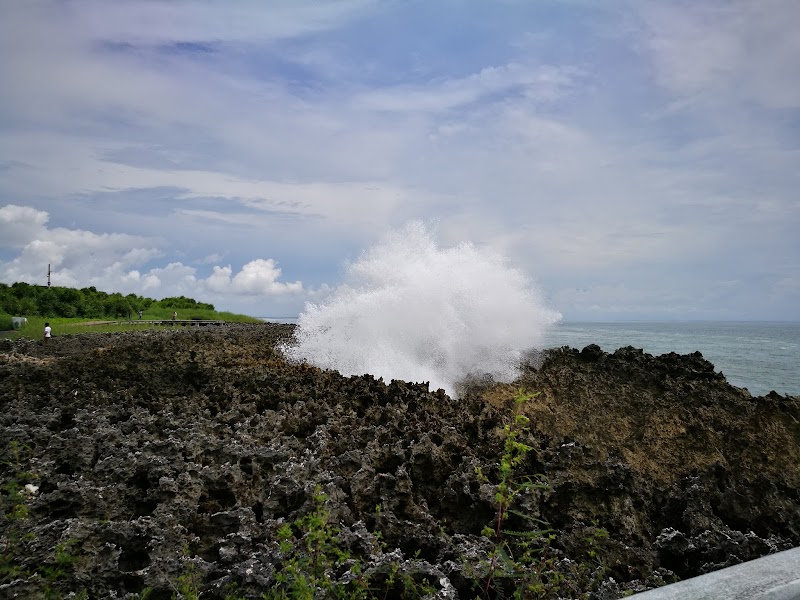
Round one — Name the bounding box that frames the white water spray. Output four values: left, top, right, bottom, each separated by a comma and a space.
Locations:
283, 222, 561, 396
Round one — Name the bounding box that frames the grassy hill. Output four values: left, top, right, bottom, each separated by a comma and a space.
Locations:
0, 282, 260, 338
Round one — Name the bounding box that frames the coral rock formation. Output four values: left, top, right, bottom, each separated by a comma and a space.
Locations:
1, 326, 798, 598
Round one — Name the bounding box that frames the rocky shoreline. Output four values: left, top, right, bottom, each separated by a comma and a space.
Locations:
1, 323, 798, 598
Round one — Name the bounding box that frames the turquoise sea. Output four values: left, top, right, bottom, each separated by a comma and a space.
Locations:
541, 322, 800, 397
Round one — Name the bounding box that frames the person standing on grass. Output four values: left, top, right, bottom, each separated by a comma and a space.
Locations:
44, 322, 51, 344
172, 311, 177, 321
138, 310, 143, 320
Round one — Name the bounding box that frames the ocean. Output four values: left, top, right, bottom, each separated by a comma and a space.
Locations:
541, 321, 800, 397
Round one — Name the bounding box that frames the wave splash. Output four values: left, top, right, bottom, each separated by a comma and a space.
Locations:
283, 221, 561, 396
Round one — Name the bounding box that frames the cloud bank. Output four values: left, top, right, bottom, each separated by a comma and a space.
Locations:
0, 204, 305, 314
0, 0, 797, 320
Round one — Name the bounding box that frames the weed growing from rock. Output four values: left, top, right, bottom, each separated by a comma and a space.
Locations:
262, 485, 439, 600
265, 485, 367, 600
41, 539, 84, 599
171, 544, 203, 600
1, 442, 88, 599
0, 441, 35, 586
470, 390, 557, 598
467, 390, 617, 599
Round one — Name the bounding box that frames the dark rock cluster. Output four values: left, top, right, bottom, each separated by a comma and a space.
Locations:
1, 325, 798, 598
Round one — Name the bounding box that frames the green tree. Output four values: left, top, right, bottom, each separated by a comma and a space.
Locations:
104, 293, 131, 318
157, 296, 214, 311
0, 282, 208, 320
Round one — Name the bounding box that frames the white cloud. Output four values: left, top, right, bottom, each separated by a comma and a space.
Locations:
0, 205, 49, 247
0, 1, 797, 321
639, 0, 800, 109
206, 259, 303, 296
0, 223, 159, 287
0, 204, 307, 312
353, 63, 575, 112
68, 0, 376, 45
197, 253, 224, 265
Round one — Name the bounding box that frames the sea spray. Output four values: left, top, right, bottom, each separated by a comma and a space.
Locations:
282, 221, 561, 396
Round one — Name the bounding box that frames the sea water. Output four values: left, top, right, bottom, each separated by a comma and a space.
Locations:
281, 221, 561, 396
542, 321, 800, 397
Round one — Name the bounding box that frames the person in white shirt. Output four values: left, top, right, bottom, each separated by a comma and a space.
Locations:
44, 322, 51, 343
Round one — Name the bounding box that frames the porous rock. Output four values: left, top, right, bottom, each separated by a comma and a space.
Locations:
1, 325, 798, 598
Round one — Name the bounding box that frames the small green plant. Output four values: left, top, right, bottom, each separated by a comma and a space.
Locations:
172, 544, 203, 600
1, 443, 88, 598
264, 487, 438, 599
584, 524, 609, 562
0, 441, 36, 585
569, 523, 610, 594
469, 390, 617, 599
265, 485, 367, 600
376, 560, 436, 600
222, 583, 248, 600
471, 389, 554, 599
40, 539, 82, 599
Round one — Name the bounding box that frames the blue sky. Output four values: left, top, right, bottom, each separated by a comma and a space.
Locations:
1, 0, 798, 320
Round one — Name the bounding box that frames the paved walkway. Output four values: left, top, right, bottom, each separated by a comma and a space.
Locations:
630, 547, 800, 599
108, 319, 226, 326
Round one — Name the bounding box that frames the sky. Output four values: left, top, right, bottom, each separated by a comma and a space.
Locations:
0, 0, 798, 321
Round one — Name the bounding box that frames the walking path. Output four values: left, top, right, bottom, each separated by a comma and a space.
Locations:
630, 546, 800, 599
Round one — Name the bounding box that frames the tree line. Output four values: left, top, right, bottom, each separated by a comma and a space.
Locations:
0, 282, 214, 319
